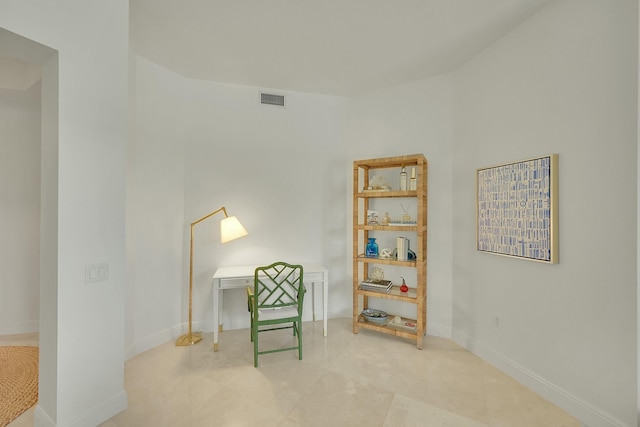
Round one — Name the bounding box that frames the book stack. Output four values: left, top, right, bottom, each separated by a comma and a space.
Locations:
396, 237, 409, 261
359, 278, 392, 293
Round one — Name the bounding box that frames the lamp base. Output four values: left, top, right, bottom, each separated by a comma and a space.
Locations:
175, 332, 203, 346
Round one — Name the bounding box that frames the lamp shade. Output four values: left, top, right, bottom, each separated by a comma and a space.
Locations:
220, 215, 248, 243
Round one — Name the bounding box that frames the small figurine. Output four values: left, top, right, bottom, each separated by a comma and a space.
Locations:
381, 212, 391, 226
400, 277, 409, 293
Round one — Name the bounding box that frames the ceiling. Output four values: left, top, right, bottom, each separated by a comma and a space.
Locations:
130, 0, 556, 96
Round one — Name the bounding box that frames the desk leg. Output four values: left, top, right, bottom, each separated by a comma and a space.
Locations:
323, 271, 328, 337
311, 282, 316, 322
213, 278, 220, 352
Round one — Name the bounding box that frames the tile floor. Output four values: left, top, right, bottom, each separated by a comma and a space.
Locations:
4, 318, 581, 426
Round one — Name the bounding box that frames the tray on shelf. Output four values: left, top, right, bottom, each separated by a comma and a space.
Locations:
386, 317, 417, 332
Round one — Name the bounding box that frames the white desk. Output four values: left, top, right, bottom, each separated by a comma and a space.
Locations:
212, 263, 328, 351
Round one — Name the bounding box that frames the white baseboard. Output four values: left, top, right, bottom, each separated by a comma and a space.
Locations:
125, 324, 183, 359
33, 391, 127, 427
126, 318, 453, 360
426, 321, 452, 339
452, 328, 629, 427
68, 391, 128, 427
33, 405, 55, 427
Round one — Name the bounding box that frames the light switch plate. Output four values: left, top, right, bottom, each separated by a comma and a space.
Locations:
85, 263, 109, 284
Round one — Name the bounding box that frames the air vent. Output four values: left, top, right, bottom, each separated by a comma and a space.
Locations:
260, 92, 285, 107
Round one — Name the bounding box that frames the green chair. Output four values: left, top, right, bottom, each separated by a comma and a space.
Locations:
246, 262, 305, 367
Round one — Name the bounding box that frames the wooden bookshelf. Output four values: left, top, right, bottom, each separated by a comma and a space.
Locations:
352, 154, 427, 349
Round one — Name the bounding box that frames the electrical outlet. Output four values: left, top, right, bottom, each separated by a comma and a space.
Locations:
493, 315, 501, 329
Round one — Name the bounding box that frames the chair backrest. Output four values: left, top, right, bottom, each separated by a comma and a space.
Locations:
254, 262, 304, 310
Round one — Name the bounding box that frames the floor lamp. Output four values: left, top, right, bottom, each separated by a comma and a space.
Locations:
176, 206, 248, 346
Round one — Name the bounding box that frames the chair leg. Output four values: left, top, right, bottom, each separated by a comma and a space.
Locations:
297, 321, 303, 360
253, 327, 259, 367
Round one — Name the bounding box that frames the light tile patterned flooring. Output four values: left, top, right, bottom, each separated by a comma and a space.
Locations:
5, 318, 581, 426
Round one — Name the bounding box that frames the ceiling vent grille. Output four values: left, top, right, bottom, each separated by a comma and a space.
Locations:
260, 92, 285, 107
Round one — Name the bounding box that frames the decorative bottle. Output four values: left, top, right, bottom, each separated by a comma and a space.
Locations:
399, 166, 407, 191
409, 167, 417, 191
365, 237, 379, 258
400, 277, 409, 293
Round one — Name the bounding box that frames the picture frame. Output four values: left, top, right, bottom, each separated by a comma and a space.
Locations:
476, 154, 558, 263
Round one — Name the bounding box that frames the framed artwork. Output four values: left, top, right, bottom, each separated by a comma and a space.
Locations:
476, 154, 558, 263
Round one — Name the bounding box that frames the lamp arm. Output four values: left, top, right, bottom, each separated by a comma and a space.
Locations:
191, 206, 228, 226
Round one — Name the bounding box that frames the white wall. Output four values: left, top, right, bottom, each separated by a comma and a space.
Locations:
0, 82, 40, 335
125, 55, 186, 356
180, 79, 349, 332
127, 54, 349, 351
452, 1, 637, 426
0, 1, 129, 426
346, 74, 454, 338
